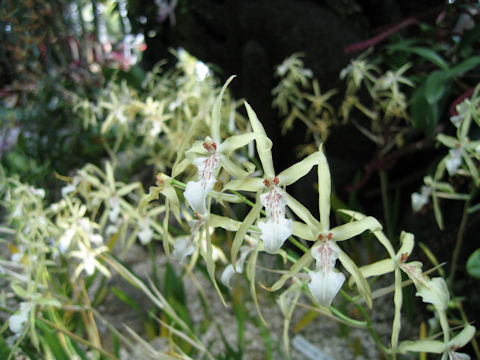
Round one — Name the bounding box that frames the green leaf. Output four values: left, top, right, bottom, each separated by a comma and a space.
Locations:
467, 248, 480, 279
425, 71, 449, 105
386, 45, 450, 71
411, 83, 440, 138
164, 262, 186, 304
111, 286, 143, 313
37, 321, 70, 360
448, 56, 480, 77
0, 337, 11, 360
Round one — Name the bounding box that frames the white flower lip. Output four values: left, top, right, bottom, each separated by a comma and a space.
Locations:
308, 239, 345, 306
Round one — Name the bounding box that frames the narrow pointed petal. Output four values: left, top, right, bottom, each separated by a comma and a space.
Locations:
223, 177, 264, 192
330, 216, 382, 241
359, 259, 395, 278
212, 75, 236, 142
268, 251, 314, 292
398, 231, 415, 257
398, 339, 444, 354
231, 200, 262, 268
277, 150, 322, 186
449, 324, 476, 350
292, 221, 315, 241
338, 247, 372, 307
244, 101, 275, 178
221, 157, 252, 179
318, 146, 331, 231
220, 133, 259, 154
285, 193, 320, 237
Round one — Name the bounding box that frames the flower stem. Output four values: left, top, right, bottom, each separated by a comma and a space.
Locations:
379, 170, 393, 240
448, 194, 472, 286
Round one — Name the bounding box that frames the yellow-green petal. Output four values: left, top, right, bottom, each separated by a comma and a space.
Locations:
212, 76, 236, 142
330, 216, 381, 241
223, 177, 264, 192
318, 146, 331, 231
398, 339, 444, 354
220, 133, 259, 154
244, 101, 275, 178
337, 247, 372, 308
277, 150, 322, 186
285, 193, 320, 236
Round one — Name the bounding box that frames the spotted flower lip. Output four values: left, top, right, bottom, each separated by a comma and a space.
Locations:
308, 240, 345, 306
257, 181, 293, 253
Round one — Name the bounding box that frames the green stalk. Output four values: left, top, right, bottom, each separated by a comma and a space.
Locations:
448, 195, 471, 286
379, 170, 393, 240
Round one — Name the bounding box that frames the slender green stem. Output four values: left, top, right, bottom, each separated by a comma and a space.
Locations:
379, 170, 393, 240
449, 195, 471, 286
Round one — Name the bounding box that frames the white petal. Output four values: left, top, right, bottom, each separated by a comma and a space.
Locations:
449, 352, 470, 360
184, 180, 210, 215
109, 195, 121, 222
59, 228, 75, 253
221, 264, 236, 288
446, 148, 463, 176
84, 254, 96, 275
172, 238, 196, 264
137, 220, 153, 244
90, 234, 103, 246
9, 302, 32, 334
258, 217, 293, 253
411, 185, 431, 212
416, 277, 450, 312
308, 269, 345, 306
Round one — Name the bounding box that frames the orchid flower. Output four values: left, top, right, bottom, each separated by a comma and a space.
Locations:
221, 236, 257, 288
399, 324, 475, 360
348, 223, 453, 351
411, 185, 431, 212
437, 90, 480, 186
224, 102, 324, 262
9, 301, 33, 334
183, 76, 258, 216
267, 147, 382, 308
